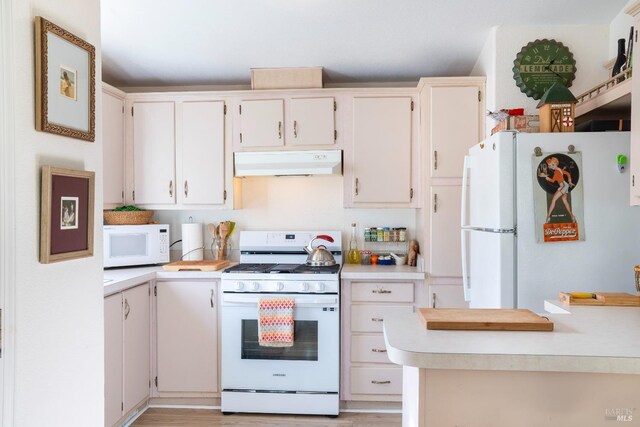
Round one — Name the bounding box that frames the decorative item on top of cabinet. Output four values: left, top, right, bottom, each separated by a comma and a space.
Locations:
237, 96, 336, 149
536, 83, 577, 133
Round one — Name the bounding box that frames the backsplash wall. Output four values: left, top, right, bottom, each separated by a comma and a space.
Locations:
154, 175, 418, 261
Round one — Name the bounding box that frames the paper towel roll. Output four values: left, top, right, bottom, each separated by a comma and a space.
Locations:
182, 223, 204, 261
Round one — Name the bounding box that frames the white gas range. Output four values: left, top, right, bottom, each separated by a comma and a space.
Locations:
220, 231, 342, 417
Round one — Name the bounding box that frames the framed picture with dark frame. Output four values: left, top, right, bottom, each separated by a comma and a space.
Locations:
34, 16, 96, 142
40, 166, 95, 263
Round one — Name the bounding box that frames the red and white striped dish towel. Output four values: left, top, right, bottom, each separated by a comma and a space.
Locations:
258, 297, 295, 347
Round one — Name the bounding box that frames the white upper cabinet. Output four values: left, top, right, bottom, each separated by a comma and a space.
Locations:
132, 101, 176, 205
181, 101, 225, 206
103, 85, 125, 207
126, 94, 237, 209
239, 99, 284, 147
236, 95, 337, 150
349, 96, 414, 206
425, 83, 484, 178
289, 97, 335, 146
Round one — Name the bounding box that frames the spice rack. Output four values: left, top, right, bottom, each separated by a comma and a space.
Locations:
361, 227, 409, 265
363, 227, 407, 243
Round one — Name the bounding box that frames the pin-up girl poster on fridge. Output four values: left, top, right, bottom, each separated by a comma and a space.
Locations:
533, 152, 584, 243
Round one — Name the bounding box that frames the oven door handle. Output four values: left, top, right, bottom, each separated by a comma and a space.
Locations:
222, 294, 338, 306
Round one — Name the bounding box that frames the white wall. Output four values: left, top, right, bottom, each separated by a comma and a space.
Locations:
609, 0, 635, 58
7, 0, 104, 425
471, 27, 497, 137
155, 176, 417, 260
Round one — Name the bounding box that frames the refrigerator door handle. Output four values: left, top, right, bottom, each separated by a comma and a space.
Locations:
461, 155, 471, 301
461, 228, 470, 302
461, 155, 470, 228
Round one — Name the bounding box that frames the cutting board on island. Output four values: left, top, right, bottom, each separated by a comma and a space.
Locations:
417, 308, 554, 332
162, 260, 231, 271
559, 292, 640, 306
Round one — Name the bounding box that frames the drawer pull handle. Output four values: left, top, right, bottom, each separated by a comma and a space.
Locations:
371, 380, 391, 385
371, 348, 387, 353
372, 289, 391, 294
371, 317, 383, 322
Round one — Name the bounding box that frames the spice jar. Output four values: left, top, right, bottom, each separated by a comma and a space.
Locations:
360, 250, 371, 265
383, 227, 390, 242
370, 254, 379, 265
398, 227, 407, 242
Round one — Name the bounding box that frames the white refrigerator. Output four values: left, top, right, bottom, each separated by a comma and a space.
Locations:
461, 131, 640, 312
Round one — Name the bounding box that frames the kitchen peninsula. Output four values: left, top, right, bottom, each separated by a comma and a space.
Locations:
384, 303, 640, 427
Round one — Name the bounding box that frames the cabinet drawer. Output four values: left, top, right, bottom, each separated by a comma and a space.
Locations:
351, 335, 391, 364
350, 367, 402, 395
351, 282, 414, 303
351, 305, 414, 333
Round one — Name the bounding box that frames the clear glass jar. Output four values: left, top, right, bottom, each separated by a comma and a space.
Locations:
383, 227, 390, 242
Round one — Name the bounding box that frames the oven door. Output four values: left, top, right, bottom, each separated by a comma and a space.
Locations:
221, 291, 339, 393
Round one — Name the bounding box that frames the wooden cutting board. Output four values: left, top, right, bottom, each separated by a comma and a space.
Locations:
559, 292, 640, 306
417, 308, 554, 332
162, 260, 231, 271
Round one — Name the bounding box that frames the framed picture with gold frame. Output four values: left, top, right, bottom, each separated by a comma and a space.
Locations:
35, 16, 96, 142
40, 166, 95, 263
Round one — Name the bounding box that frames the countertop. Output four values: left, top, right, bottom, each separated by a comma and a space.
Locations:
340, 263, 425, 280
383, 302, 640, 374
103, 266, 226, 296
105, 262, 427, 296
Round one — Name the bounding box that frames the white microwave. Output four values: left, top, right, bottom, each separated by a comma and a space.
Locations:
103, 224, 170, 268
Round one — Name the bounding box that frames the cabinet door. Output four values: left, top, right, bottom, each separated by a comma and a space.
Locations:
352, 97, 412, 203
133, 102, 176, 205
429, 86, 482, 178
429, 284, 469, 308
430, 185, 462, 277
103, 91, 125, 206
181, 101, 225, 205
289, 97, 335, 146
239, 99, 284, 147
122, 284, 150, 413
156, 281, 218, 393
104, 294, 123, 427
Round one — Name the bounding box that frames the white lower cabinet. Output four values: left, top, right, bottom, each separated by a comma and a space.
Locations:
429, 283, 469, 308
154, 280, 219, 395
342, 279, 424, 402
104, 282, 150, 427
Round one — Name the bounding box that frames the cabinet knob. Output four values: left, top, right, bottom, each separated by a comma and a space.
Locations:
293, 120, 298, 138
371, 380, 391, 385
433, 193, 438, 213
355, 178, 359, 196
434, 150, 438, 170
278, 121, 282, 139
371, 317, 383, 322
184, 180, 189, 198
124, 299, 130, 320
169, 180, 173, 197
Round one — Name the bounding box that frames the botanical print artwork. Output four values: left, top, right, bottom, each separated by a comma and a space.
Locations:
60, 196, 78, 230
533, 152, 584, 243
59, 65, 77, 100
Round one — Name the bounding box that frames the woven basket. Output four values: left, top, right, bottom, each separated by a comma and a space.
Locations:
103, 210, 154, 225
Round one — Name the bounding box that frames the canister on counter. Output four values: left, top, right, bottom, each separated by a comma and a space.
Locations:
360, 250, 371, 265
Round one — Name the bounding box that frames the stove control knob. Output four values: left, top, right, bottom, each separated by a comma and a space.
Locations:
315, 282, 325, 292
300, 282, 310, 291
276, 282, 285, 291
235, 281, 245, 291
251, 282, 260, 291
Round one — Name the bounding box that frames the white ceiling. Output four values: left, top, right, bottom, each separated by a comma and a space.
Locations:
101, 0, 628, 88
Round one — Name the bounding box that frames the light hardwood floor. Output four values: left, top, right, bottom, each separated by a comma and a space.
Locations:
132, 408, 401, 427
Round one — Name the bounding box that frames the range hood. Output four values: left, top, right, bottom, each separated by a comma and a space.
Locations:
234, 150, 342, 177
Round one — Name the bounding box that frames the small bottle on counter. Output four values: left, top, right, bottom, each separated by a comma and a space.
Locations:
347, 223, 361, 264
